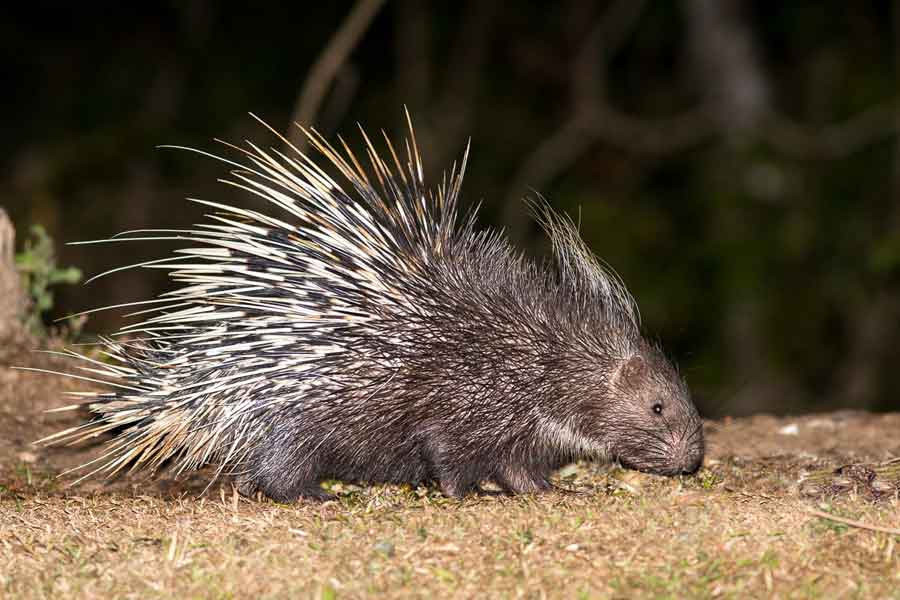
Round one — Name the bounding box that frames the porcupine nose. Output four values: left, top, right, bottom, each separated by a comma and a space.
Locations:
680, 451, 703, 475
676, 420, 705, 474
676, 439, 704, 474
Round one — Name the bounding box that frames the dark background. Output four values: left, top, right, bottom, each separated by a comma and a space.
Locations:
3, 1, 898, 417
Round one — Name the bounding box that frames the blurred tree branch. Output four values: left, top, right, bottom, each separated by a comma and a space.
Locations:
396, 0, 498, 175
287, 0, 386, 150
504, 0, 899, 245
430, 0, 497, 162
503, 0, 717, 242
762, 104, 897, 160
395, 0, 431, 111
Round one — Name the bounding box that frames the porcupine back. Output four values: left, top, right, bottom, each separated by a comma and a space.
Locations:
36, 113, 702, 502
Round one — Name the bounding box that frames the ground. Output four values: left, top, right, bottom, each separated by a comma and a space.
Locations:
1, 348, 898, 599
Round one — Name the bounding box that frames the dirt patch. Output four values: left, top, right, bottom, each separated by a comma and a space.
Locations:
2, 351, 899, 598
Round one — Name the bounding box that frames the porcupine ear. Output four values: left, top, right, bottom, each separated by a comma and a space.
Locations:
525, 196, 640, 333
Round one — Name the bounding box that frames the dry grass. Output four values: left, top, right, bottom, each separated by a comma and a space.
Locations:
2, 355, 899, 599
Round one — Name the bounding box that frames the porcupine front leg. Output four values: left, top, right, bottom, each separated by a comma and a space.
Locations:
421, 438, 483, 499
436, 471, 483, 499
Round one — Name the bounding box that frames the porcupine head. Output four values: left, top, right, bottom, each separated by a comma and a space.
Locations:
33, 112, 704, 502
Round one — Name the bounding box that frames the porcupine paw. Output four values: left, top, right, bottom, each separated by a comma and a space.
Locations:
438, 477, 482, 499
493, 466, 553, 495
421, 440, 482, 498
271, 482, 335, 503
434, 466, 486, 498
237, 473, 335, 503
235, 475, 262, 499
291, 485, 337, 503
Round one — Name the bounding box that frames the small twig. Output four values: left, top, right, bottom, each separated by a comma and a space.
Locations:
807, 509, 900, 536
287, 0, 387, 150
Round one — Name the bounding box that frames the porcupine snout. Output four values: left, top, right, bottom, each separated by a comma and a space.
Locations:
631, 424, 703, 476
670, 417, 705, 475
677, 434, 704, 475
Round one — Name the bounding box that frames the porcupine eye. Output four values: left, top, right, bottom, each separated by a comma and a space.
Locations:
652, 402, 663, 415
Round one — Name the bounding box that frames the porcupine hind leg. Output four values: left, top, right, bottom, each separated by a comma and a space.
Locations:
235, 438, 334, 503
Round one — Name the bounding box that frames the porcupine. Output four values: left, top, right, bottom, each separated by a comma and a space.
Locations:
35, 112, 704, 502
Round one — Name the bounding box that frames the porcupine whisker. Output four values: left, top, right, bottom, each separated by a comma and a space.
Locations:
687, 420, 704, 442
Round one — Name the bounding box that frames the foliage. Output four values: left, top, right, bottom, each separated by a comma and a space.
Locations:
14, 225, 82, 337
